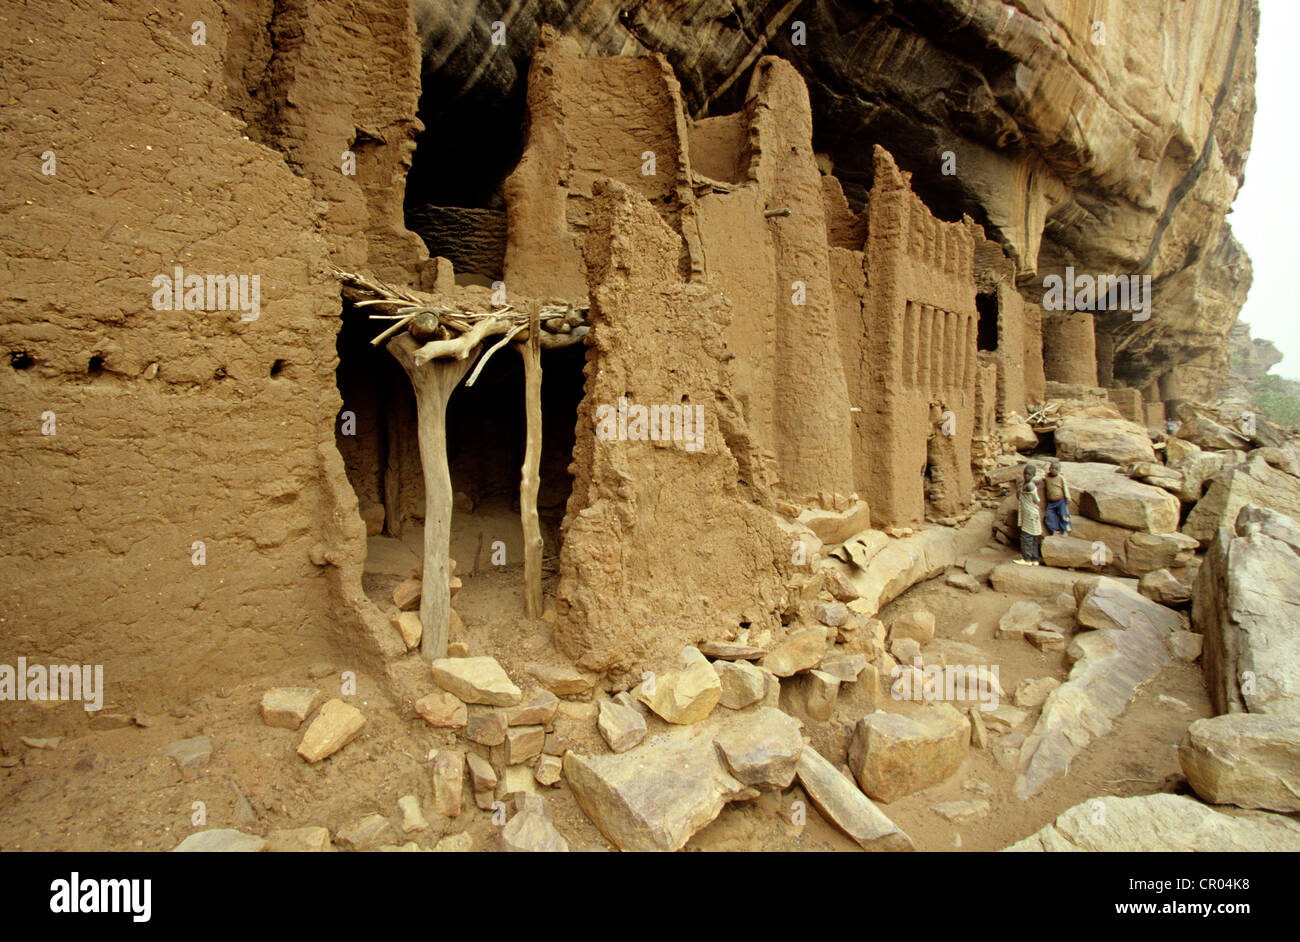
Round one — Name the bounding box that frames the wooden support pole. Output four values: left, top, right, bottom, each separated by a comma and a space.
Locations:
387, 333, 471, 662
382, 371, 402, 538
518, 301, 544, 619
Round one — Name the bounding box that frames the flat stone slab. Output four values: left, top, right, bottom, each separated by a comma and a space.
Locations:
796, 743, 914, 851
173, 829, 266, 852
1015, 617, 1170, 799
431, 656, 521, 706
260, 687, 323, 730
296, 699, 365, 763
1004, 793, 1300, 852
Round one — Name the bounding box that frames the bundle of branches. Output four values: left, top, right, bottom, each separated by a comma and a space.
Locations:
331, 267, 590, 371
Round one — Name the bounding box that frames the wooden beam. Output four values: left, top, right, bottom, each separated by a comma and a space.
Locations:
518, 301, 544, 619
387, 333, 471, 662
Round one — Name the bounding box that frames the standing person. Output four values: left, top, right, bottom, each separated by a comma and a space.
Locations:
1014, 463, 1043, 565
1043, 460, 1072, 535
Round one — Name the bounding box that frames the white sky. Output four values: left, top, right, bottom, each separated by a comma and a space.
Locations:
1230, 0, 1299, 378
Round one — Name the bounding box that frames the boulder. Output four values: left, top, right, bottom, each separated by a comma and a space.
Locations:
795, 745, 915, 850
1005, 793, 1300, 851
1195, 504, 1300, 715
1127, 461, 1183, 493
1122, 530, 1198, 574
1001, 421, 1038, 452
1166, 630, 1203, 661
637, 646, 722, 724
1075, 577, 1183, 633
1177, 414, 1250, 451
431, 656, 522, 706
1138, 568, 1191, 606
711, 707, 802, 790
848, 705, 970, 802
1184, 458, 1300, 544
1013, 677, 1061, 709
1061, 462, 1180, 532
819, 652, 869, 683
1179, 713, 1300, 812
296, 700, 365, 763
563, 713, 765, 851
1169, 450, 1230, 503
1041, 534, 1109, 570
1055, 415, 1156, 466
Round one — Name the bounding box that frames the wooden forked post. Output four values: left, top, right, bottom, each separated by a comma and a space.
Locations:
517, 301, 544, 619
387, 333, 471, 662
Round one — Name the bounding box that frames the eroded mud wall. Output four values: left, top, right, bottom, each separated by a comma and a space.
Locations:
0, 0, 427, 710
554, 181, 792, 674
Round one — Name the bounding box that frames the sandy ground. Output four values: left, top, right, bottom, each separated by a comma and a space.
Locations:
0, 521, 1209, 853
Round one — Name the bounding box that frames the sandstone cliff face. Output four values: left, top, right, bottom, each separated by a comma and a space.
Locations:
414, 0, 1258, 397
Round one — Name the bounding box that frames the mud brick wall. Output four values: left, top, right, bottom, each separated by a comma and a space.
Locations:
504, 28, 694, 301
858, 147, 979, 525
554, 180, 793, 675
0, 0, 426, 710
1042, 311, 1100, 386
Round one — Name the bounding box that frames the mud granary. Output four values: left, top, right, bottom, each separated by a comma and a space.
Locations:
0, 2, 1249, 708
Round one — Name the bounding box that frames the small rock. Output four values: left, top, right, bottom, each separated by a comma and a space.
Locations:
534, 754, 563, 786
1026, 628, 1066, 652
762, 626, 828, 677
398, 795, 429, 833
164, 736, 213, 777
260, 687, 323, 730
931, 799, 990, 823
946, 572, 981, 593
433, 832, 474, 852
698, 641, 767, 661
21, 736, 62, 750
505, 725, 546, 765
508, 690, 559, 726
796, 669, 840, 721
815, 601, 850, 628
297, 700, 365, 763
432, 750, 465, 817
335, 813, 394, 851
597, 699, 647, 753
983, 704, 1028, 731
265, 826, 331, 853
414, 689, 467, 728
819, 652, 868, 683
636, 647, 722, 724
172, 829, 266, 853
447, 641, 471, 658
890, 637, 922, 664
431, 656, 521, 706
393, 578, 422, 611
891, 610, 936, 645
527, 662, 593, 696
500, 810, 569, 852
466, 753, 497, 793
1138, 568, 1192, 606
465, 710, 508, 746
390, 612, 422, 650
996, 601, 1044, 640
1013, 677, 1061, 709
713, 660, 767, 709
711, 707, 802, 790
1167, 631, 1203, 662
968, 708, 988, 749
